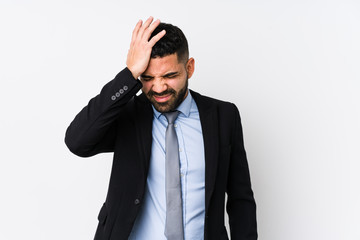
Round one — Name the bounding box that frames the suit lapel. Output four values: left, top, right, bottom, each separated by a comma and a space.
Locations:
134, 94, 153, 177
190, 90, 219, 212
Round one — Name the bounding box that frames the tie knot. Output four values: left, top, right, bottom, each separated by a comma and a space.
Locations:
163, 111, 179, 124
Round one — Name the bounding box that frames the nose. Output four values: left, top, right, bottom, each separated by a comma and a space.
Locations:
151, 78, 167, 93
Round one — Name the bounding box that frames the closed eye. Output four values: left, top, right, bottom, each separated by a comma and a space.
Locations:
140, 75, 153, 81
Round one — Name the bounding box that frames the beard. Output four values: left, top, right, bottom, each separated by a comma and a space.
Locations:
147, 78, 188, 113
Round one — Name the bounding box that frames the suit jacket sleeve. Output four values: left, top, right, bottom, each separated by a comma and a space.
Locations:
227, 104, 258, 239
65, 67, 142, 157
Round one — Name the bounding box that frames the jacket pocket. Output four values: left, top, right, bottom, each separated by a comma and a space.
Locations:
97, 203, 108, 225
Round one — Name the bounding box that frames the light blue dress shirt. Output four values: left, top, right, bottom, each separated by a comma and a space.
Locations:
129, 91, 205, 240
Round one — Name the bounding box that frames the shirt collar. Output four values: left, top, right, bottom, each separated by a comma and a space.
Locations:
152, 90, 192, 119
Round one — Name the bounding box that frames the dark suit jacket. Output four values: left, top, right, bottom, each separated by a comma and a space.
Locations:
65, 68, 257, 240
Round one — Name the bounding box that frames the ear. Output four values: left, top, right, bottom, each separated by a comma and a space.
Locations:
186, 57, 195, 79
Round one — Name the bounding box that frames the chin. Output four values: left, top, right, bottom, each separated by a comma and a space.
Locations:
153, 103, 173, 113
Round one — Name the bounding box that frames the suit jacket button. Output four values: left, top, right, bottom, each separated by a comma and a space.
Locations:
115, 92, 120, 97
111, 96, 116, 101
123, 86, 128, 91
119, 89, 124, 94
134, 199, 140, 205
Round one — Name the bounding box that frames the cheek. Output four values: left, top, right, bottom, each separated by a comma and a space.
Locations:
170, 78, 186, 90
141, 82, 152, 94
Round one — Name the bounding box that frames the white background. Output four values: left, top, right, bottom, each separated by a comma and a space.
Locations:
1, 0, 359, 239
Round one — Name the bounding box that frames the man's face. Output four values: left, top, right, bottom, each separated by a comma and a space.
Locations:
140, 53, 195, 113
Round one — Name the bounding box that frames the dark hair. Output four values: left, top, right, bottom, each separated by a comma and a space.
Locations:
150, 23, 189, 63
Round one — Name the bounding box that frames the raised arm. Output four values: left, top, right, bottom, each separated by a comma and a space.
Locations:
65, 17, 165, 157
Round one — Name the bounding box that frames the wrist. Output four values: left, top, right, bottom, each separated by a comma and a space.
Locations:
127, 66, 140, 79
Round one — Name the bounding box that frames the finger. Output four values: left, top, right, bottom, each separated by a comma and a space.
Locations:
144, 19, 161, 40
138, 16, 154, 39
143, 16, 154, 29
130, 19, 142, 45
148, 29, 166, 47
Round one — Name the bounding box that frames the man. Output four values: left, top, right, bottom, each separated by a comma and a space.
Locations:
65, 17, 257, 240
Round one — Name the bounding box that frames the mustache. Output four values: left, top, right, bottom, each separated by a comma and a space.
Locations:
147, 89, 176, 97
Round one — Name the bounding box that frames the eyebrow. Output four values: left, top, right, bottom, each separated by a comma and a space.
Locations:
141, 71, 179, 79
163, 72, 179, 77
140, 74, 153, 79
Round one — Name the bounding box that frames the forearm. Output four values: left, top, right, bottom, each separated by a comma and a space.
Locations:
64, 67, 142, 157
